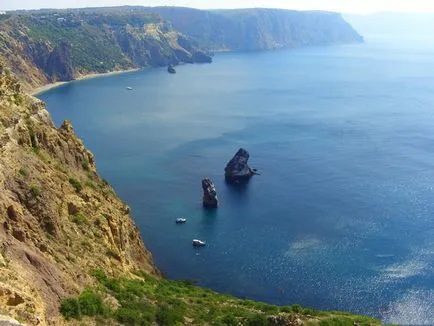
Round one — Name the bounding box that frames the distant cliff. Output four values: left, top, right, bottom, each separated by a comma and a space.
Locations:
0, 6, 363, 91
148, 7, 364, 51
0, 8, 212, 90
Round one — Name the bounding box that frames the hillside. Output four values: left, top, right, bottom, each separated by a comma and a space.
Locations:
0, 58, 382, 326
0, 7, 363, 91
147, 7, 363, 51
0, 8, 211, 91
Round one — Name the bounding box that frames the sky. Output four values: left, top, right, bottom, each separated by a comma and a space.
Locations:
2, 0, 434, 14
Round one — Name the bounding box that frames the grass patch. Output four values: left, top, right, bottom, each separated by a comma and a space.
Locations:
60, 270, 381, 325
18, 168, 28, 177
69, 178, 82, 193
29, 184, 41, 197
72, 213, 86, 225
82, 159, 90, 171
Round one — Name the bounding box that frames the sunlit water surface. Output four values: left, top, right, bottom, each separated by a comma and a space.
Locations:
39, 36, 434, 324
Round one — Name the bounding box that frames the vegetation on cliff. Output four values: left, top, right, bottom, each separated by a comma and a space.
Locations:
0, 62, 156, 325
59, 270, 379, 326
148, 7, 364, 51
0, 6, 363, 91
0, 8, 211, 90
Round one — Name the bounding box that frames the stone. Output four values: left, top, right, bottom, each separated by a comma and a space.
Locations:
0, 315, 24, 326
67, 202, 79, 215
12, 230, 25, 243
224, 148, 254, 183
202, 178, 218, 208
6, 206, 18, 221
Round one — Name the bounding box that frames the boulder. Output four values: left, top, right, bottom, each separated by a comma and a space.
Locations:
202, 178, 218, 208
224, 148, 254, 182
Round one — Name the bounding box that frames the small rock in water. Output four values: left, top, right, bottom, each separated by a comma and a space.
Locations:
224, 148, 254, 183
202, 178, 218, 208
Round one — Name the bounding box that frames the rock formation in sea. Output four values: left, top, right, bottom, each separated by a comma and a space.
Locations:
225, 148, 254, 183
202, 178, 219, 208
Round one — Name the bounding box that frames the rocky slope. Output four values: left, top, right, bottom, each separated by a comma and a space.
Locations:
148, 7, 364, 51
0, 9, 211, 91
0, 62, 156, 325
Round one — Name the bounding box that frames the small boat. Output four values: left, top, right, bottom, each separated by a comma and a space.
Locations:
192, 239, 206, 247
126, 87, 133, 90
176, 218, 187, 224
168, 65, 176, 74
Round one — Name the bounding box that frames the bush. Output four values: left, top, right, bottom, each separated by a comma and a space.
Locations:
69, 178, 82, 193
29, 184, 41, 197
60, 297, 81, 320
78, 289, 105, 316
291, 304, 302, 313
82, 159, 90, 171
72, 213, 86, 225
19, 168, 28, 177
155, 304, 183, 326
246, 314, 268, 326
221, 314, 238, 325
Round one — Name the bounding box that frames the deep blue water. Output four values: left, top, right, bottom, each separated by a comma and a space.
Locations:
39, 37, 434, 324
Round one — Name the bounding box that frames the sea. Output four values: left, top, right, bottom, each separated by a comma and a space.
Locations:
38, 35, 434, 324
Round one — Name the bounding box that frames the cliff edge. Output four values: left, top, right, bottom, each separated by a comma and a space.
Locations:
0, 62, 156, 325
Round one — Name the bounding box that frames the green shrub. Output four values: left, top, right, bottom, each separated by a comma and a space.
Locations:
78, 289, 105, 316
60, 297, 81, 320
221, 314, 238, 325
319, 317, 354, 326
291, 304, 302, 313
29, 184, 41, 197
19, 168, 28, 177
246, 313, 268, 326
72, 213, 86, 225
82, 159, 90, 171
155, 304, 183, 326
69, 178, 82, 192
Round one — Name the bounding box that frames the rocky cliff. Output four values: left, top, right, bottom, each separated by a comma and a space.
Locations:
148, 7, 364, 51
0, 9, 212, 91
0, 62, 156, 325
0, 6, 363, 91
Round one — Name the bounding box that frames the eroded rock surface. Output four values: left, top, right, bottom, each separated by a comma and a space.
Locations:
224, 148, 254, 183
202, 178, 218, 208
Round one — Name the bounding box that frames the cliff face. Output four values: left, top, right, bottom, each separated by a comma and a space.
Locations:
0, 63, 156, 325
149, 7, 364, 51
0, 7, 363, 91
0, 9, 211, 90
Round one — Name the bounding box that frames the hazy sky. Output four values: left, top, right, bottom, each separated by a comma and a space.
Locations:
2, 0, 434, 13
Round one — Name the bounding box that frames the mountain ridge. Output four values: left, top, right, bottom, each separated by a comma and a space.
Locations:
0, 6, 363, 91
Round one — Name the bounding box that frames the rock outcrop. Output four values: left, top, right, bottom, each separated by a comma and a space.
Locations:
225, 148, 254, 183
0, 62, 157, 325
0, 10, 213, 91
202, 178, 218, 208
45, 41, 74, 82
149, 7, 364, 51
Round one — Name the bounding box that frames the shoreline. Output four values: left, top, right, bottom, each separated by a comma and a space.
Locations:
30, 68, 141, 96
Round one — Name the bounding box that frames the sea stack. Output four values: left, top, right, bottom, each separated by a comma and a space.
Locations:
224, 148, 253, 183
202, 178, 218, 208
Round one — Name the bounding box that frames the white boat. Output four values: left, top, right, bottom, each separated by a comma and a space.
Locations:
176, 218, 187, 224
126, 87, 133, 90
192, 239, 206, 247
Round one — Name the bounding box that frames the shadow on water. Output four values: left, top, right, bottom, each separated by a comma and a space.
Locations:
224, 177, 252, 196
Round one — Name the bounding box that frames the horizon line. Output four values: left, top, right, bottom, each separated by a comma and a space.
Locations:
3, 5, 434, 15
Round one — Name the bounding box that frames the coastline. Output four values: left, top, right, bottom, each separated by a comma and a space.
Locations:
30, 68, 141, 96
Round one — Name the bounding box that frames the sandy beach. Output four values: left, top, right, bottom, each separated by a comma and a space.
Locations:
30, 68, 141, 96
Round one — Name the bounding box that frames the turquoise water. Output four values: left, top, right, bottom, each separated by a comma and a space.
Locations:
39, 38, 434, 324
